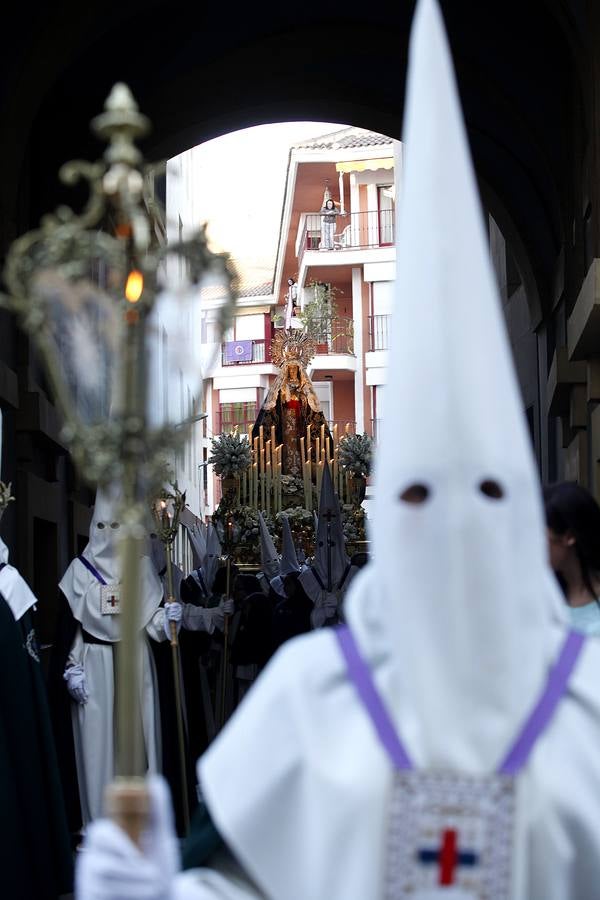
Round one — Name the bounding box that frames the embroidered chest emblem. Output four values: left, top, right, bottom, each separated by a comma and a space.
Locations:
24, 628, 40, 663
386, 770, 515, 898
101, 583, 121, 615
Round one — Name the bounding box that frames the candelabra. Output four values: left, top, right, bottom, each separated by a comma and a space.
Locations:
1, 83, 237, 840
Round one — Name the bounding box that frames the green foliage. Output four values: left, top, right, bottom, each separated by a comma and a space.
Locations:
338, 432, 374, 477
208, 431, 251, 477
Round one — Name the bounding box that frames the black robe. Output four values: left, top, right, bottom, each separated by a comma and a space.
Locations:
0, 597, 73, 899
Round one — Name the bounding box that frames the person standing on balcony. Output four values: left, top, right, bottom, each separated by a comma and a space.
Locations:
319, 197, 341, 250
284, 278, 298, 329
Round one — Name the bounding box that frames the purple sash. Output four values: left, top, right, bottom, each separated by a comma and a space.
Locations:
335, 625, 584, 776
77, 555, 107, 587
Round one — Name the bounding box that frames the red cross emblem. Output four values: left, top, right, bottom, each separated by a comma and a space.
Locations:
418, 829, 478, 885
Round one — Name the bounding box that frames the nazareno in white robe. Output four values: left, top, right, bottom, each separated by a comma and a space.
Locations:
60, 553, 166, 826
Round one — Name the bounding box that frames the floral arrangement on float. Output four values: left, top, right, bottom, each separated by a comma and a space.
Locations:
208, 430, 251, 496
212, 499, 276, 563
341, 505, 368, 553
338, 432, 373, 477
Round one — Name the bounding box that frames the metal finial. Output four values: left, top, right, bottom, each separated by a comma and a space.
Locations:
91, 83, 151, 167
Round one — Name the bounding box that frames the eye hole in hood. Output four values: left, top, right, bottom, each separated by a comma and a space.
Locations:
399, 484, 430, 505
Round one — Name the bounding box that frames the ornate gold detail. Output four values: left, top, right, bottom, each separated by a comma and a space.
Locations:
271, 329, 316, 369
0, 482, 14, 521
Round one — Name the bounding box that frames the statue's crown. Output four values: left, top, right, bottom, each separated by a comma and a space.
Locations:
271, 329, 316, 369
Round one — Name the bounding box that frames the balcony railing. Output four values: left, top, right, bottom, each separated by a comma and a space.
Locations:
368, 314, 391, 351
299, 208, 395, 265
304, 316, 354, 355
221, 338, 269, 366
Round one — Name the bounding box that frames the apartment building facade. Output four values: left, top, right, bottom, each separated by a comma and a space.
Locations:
200, 126, 399, 515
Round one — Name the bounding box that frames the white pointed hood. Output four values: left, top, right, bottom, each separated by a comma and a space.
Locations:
199, 6, 600, 897
259, 512, 280, 580
279, 515, 300, 578
59, 483, 162, 641
345, 0, 558, 772
203, 523, 222, 593
186, 521, 207, 572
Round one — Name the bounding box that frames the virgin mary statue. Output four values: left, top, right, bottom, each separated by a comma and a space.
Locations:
253, 330, 331, 476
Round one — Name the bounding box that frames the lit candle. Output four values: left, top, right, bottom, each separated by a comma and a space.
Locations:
266, 461, 271, 515
253, 463, 258, 508
320, 423, 325, 448
316, 437, 320, 463
271, 426, 276, 462
306, 425, 311, 457
345, 422, 350, 435
278, 446, 283, 512
300, 436, 305, 461
333, 423, 338, 449
259, 425, 264, 464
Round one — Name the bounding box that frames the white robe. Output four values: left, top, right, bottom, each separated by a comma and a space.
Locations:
61, 554, 167, 826
193, 567, 600, 900
67, 612, 165, 826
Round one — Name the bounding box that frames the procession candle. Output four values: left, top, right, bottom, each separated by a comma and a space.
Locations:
253, 437, 259, 468
266, 461, 271, 515
306, 458, 313, 511
248, 428, 253, 455
266, 439, 271, 473
333, 423, 339, 449
333, 447, 338, 485
259, 425, 264, 462
271, 426, 276, 461
345, 422, 350, 435
253, 463, 258, 509
277, 446, 283, 512
300, 436, 305, 462
326, 437, 332, 465
320, 423, 325, 448
315, 437, 320, 463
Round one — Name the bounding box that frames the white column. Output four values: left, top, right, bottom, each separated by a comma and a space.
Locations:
205, 383, 215, 515
338, 170, 345, 214
352, 266, 365, 433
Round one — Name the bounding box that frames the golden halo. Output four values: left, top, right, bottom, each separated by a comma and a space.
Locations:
270, 329, 316, 369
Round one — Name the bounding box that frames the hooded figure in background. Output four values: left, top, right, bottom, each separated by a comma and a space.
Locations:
76, 0, 600, 896
271, 515, 313, 654
58, 484, 172, 827
0, 495, 74, 900
256, 512, 280, 597
300, 463, 356, 627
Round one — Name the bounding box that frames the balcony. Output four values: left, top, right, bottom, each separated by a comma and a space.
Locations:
304, 316, 354, 356
221, 338, 269, 366
298, 208, 394, 266
368, 314, 391, 351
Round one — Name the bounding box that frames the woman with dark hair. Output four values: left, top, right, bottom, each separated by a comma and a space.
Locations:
543, 480, 600, 634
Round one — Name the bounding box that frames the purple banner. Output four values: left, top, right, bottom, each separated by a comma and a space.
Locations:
224, 340, 253, 363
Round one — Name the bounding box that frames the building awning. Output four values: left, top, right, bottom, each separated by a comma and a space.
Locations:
335, 157, 394, 174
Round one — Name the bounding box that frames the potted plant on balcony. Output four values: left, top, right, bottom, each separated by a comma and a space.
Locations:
208, 430, 252, 497
338, 432, 374, 505
296, 281, 348, 353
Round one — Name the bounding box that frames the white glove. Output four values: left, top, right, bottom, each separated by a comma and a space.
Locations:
75, 774, 180, 900
64, 664, 88, 705
221, 598, 234, 616
163, 602, 183, 640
